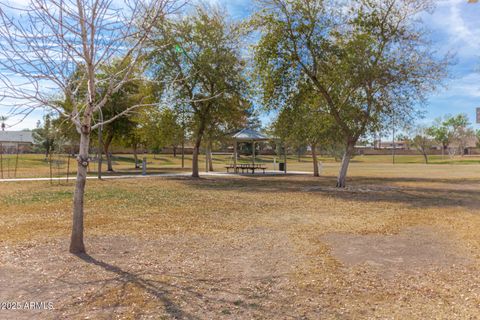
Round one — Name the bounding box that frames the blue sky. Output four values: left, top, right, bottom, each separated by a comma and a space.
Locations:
1, 0, 480, 130
420, 0, 480, 127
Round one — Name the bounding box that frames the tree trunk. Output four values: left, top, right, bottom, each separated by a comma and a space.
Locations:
133, 144, 139, 168
208, 141, 214, 172
192, 118, 206, 178
336, 142, 355, 188
69, 130, 90, 254
105, 151, 113, 171
97, 126, 103, 179
423, 152, 429, 164
205, 145, 209, 172
312, 144, 319, 177
181, 141, 185, 169
192, 134, 202, 178
103, 132, 114, 172
173, 146, 177, 158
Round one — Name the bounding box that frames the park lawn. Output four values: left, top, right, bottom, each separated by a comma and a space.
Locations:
1, 163, 480, 319
2, 153, 480, 179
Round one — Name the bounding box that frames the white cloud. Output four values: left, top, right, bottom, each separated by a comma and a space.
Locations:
424, 0, 480, 57
438, 72, 480, 99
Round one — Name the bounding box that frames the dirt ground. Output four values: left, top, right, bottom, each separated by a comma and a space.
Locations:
1, 163, 480, 319
323, 226, 473, 276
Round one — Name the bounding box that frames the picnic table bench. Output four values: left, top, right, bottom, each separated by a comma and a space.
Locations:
225, 163, 267, 174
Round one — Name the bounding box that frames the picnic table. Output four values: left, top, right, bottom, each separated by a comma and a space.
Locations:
225, 163, 267, 174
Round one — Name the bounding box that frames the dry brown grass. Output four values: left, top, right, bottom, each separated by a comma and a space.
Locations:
1, 163, 480, 319
3, 153, 480, 178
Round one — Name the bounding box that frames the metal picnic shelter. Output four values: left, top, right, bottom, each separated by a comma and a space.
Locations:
229, 128, 287, 174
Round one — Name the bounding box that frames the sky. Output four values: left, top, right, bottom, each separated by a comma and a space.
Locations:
420, 0, 480, 127
0, 0, 479, 130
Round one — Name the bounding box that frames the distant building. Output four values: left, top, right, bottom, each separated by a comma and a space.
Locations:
0, 131, 35, 153
449, 136, 479, 155
378, 140, 409, 150
368, 136, 479, 155
370, 140, 409, 150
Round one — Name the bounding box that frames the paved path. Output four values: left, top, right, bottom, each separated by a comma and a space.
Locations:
0, 171, 311, 183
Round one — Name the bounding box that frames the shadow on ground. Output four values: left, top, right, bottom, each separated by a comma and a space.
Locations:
41, 233, 299, 319
180, 175, 480, 210
72, 253, 198, 319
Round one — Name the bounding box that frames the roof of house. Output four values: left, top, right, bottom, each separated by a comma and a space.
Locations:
232, 128, 271, 141
0, 131, 34, 144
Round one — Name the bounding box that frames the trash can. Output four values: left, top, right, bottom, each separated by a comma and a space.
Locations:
279, 162, 285, 171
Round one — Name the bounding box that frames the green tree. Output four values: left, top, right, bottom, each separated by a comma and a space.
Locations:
428, 114, 474, 158
118, 118, 145, 168
427, 117, 450, 157
33, 114, 56, 159
96, 59, 154, 172
149, 6, 250, 177
254, 0, 447, 187
443, 114, 474, 157
158, 108, 183, 157
139, 107, 183, 156
409, 125, 434, 164
273, 84, 341, 176
246, 108, 262, 131
51, 115, 79, 154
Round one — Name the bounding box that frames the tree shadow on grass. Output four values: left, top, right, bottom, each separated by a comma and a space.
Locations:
73, 253, 196, 319
181, 175, 480, 210
64, 253, 294, 319
151, 157, 176, 164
